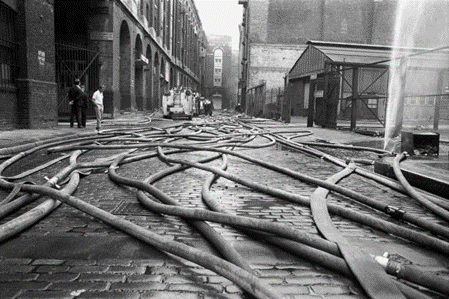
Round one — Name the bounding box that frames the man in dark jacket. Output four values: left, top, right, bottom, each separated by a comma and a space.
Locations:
78, 85, 89, 128
68, 79, 82, 127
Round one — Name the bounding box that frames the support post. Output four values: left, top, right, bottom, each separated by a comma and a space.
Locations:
351, 67, 359, 131
434, 70, 445, 130
307, 80, 315, 127
323, 63, 330, 127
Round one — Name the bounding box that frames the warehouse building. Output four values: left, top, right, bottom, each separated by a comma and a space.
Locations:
0, 0, 207, 129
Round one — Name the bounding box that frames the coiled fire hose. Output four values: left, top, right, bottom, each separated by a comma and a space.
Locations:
205, 157, 446, 298
155, 146, 449, 297
155, 144, 449, 254
268, 131, 449, 209
393, 152, 449, 222
108, 151, 256, 275
0, 150, 83, 242
48, 140, 449, 240
1, 120, 446, 298
309, 162, 405, 298
0, 163, 284, 299
148, 150, 442, 298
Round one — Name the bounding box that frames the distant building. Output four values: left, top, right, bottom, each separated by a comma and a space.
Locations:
204, 35, 233, 110
238, 0, 449, 116
0, 0, 207, 129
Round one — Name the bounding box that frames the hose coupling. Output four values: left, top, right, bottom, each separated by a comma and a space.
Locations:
386, 260, 403, 277
44, 176, 61, 189
384, 205, 405, 219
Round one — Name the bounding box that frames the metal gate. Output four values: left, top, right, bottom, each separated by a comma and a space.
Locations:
55, 43, 100, 119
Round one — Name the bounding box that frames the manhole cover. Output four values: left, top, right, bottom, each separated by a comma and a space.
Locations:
112, 201, 155, 216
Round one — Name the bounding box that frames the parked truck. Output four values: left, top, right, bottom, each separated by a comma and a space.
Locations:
162, 87, 198, 120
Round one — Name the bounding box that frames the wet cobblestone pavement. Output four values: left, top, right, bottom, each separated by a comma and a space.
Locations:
0, 113, 447, 299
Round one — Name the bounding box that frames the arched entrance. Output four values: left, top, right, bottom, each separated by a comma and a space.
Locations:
134, 34, 143, 110
210, 90, 223, 110
119, 21, 131, 110
145, 45, 152, 110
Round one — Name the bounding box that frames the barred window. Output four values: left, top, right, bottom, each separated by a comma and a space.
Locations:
0, 2, 17, 91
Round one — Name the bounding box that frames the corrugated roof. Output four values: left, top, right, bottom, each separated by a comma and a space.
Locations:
289, 41, 449, 80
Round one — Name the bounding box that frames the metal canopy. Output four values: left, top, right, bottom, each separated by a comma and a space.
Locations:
289, 40, 449, 80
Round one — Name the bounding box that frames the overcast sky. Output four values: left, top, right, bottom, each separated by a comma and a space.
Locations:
194, 0, 243, 50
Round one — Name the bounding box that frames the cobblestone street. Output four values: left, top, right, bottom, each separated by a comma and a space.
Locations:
0, 114, 447, 299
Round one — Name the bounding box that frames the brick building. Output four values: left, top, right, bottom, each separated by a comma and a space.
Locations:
238, 0, 449, 114
204, 35, 233, 110
0, 0, 207, 129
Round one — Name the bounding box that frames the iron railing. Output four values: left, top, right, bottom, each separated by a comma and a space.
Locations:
246, 83, 284, 119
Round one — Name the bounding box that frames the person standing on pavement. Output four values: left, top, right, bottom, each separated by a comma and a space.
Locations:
68, 78, 82, 127
91, 85, 105, 131
78, 85, 89, 128
204, 98, 212, 116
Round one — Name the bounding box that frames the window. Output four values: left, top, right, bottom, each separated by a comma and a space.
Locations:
214, 49, 223, 66
0, 2, 17, 91
367, 99, 377, 109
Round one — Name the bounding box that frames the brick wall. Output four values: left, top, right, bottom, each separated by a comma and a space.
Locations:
267, 0, 322, 44
323, 0, 373, 43
15, 0, 57, 128
249, 44, 306, 89
249, 0, 269, 43
371, 0, 395, 45
0, 92, 17, 130
16, 79, 58, 128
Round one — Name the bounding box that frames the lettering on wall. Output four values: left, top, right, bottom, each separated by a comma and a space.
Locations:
90, 32, 114, 41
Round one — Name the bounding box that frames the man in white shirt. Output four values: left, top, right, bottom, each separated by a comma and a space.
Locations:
91, 85, 105, 131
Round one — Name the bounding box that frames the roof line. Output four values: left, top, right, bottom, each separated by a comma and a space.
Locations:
306, 40, 436, 52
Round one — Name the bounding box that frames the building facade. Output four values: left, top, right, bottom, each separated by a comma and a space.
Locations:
0, 0, 207, 129
204, 35, 234, 110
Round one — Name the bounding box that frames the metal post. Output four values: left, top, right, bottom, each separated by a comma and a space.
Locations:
284, 75, 291, 123
323, 63, 329, 127
307, 79, 315, 127
434, 70, 445, 130
351, 67, 359, 131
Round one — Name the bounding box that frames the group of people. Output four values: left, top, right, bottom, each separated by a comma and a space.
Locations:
68, 79, 104, 131
203, 98, 213, 116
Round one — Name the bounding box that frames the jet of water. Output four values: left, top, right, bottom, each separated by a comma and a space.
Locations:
384, 0, 426, 152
